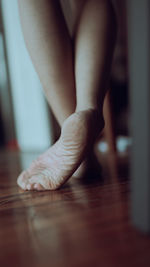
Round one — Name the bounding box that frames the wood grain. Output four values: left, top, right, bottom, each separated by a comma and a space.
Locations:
0, 150, 150, 267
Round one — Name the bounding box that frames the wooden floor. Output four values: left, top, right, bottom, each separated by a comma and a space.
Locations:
0, 149, 150, 267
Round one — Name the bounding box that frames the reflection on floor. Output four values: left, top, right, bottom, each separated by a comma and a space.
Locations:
0, 148, 150, 267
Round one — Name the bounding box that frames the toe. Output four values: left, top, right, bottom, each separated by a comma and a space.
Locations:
17, 170, 30, 190
28, 175, 50, 190
34, 183, 45, 191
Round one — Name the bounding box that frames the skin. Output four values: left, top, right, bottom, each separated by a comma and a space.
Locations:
17, 0, 117, 190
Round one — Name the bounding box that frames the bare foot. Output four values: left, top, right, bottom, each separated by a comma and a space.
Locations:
17, 109, 104, 191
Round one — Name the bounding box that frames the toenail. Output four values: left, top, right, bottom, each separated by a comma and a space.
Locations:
27, 184, 31, 190
34, 184, 38, 189
21, 182, 26, 189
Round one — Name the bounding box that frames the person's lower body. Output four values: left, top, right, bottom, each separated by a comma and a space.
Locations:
17, 0, 117, 190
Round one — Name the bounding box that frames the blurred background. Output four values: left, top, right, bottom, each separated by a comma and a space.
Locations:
0, 0, 130, 154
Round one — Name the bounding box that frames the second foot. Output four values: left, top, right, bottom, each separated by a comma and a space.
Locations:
73, 151, 102, 179
17, 109, 104, 191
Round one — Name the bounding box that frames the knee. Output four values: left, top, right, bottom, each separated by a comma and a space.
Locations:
69, 0, 87, 10
97, 0, 118, 33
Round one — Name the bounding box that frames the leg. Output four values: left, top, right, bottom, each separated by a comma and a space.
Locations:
17, 0, 117, 191
75, 0, 117, 112
69, 0, 118, 177
17, 0, 91, 178
17, 0, 76, 126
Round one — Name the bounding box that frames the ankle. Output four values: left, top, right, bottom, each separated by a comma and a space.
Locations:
75, 105, 97, 113
75, 108, 104, 145
75, 106, 103, 117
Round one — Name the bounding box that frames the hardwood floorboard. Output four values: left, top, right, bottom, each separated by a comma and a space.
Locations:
0, 149, 150, 267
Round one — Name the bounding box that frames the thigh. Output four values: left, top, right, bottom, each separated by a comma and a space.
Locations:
60, 0, 86, 37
